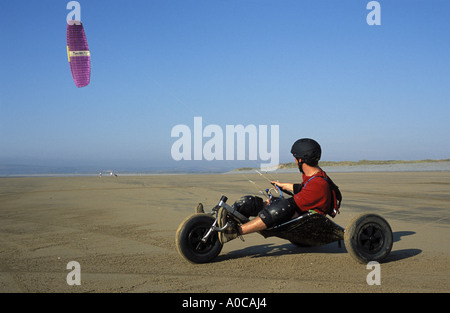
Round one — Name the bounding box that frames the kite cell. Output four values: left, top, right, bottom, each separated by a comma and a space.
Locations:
66, 20, 90, 87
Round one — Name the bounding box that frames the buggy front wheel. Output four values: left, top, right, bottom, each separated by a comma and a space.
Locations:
175, 213, 222, 264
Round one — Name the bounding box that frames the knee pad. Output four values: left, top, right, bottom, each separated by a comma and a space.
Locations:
232, 195, 264, 218
258, 198, 295, 228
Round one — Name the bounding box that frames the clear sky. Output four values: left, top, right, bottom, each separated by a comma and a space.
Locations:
1, 0, 449, 172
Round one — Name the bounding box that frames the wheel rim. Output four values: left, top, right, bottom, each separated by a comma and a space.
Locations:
187, 225, 216, 255
358, 223, 385, 254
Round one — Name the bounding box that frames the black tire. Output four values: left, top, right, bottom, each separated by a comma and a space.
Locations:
344, 213, 393, 264
175, 214, 222, 264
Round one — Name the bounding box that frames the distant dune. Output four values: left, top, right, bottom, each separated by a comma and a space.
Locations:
233, 159, 450, 171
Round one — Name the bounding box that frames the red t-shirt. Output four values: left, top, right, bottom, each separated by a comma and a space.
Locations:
293, 170, 332, 214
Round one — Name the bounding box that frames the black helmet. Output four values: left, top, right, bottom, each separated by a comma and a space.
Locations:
291, 138, 322, 165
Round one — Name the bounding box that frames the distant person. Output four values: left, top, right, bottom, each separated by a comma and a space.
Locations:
217, 138, 339, 243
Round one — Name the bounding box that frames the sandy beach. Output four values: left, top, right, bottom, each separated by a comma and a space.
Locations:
0, 171, 449, 293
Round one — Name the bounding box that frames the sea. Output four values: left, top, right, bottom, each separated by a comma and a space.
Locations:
1, 162, 450, 178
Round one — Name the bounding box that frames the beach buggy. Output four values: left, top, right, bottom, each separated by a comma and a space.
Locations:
175, 184, 393, 264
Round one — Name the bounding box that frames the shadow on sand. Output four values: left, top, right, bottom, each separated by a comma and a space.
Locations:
384, 230, 422, 263
216, 230, 421, 263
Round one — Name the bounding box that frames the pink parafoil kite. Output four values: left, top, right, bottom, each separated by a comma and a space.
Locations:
66, 20, 90, 88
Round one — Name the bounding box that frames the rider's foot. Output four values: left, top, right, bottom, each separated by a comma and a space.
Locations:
217, 207, 239, 244
195, 203, 204, 214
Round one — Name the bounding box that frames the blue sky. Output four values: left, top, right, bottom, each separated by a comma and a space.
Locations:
1, 0, 449, 172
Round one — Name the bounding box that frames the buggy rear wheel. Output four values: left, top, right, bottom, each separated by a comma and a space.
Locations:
344, 213, 393, 264
175, 213, 222, 264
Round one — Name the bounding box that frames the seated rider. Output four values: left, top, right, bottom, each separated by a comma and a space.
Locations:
218, 138, 334, 244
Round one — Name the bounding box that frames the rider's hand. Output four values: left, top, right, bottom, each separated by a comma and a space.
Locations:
271, 180, 285, 188
270, 181, 294, 193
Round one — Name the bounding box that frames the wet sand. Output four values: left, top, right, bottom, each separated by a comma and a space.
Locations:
0, 171, 449, 293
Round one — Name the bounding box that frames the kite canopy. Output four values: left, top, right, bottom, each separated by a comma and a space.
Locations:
67, 20, 90, 87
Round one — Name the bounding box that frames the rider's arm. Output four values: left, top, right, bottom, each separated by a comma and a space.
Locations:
293, 178, 330, 213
